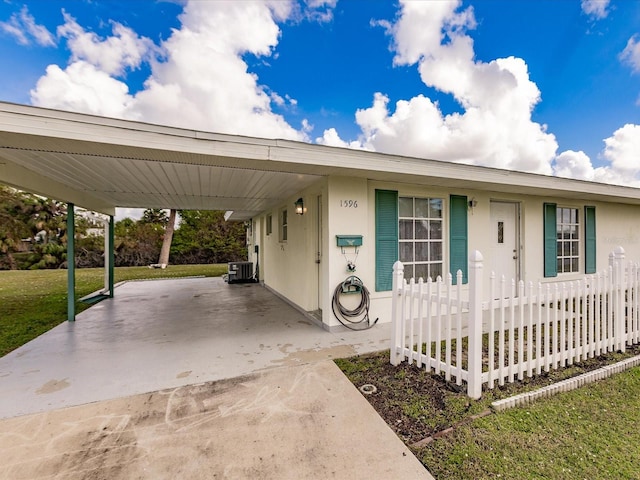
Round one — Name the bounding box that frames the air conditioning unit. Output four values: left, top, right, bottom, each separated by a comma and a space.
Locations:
227, 261, 254, 284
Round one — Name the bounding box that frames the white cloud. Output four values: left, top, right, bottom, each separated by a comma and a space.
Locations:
602, 124, 640, 176
302, 0, 337, 22
338, 0, 557, 175
30, 0, 307, 141
553, 150, 595, 180
57, 12, 157, 77
317, 127, 350, 148
271, 92, 285, 106
317, 127, 368, 150
301, 118, 313, 133
620, 35, 640, 74
30, 62, 135, 118
0, 5, 55, 46
552, 125, 640, 188
581, 0, 610, 20
130, 0, 304, 139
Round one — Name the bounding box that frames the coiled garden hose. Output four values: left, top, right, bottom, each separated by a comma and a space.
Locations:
331, 276, 379, 331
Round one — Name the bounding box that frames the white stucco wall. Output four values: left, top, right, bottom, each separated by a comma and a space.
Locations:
251, 174, 640, 331
255, 179, 326, 315
323, 177, 371, 328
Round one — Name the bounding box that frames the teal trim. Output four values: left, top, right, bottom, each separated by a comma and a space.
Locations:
449, 195, 468, 284
543, 203, 558, 277
108, 215, 115, 297
585, 206, 596, 274
67, 203, 76, 322
375, 189, 398, 291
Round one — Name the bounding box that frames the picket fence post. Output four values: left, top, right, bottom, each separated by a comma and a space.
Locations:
467, 250, 484, 399
613, 246, 626, 352
390, 261, 404, 366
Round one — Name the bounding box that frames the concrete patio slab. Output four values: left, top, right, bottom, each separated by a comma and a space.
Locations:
0, 360, 433, 479
0, 277, 391, 419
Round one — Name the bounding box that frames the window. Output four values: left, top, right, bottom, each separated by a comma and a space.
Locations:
557, 207, 579, 274
544, 203, 593, 277
266, 214, 272, 236
398, 196, 444, 281
279, 209, 288, 242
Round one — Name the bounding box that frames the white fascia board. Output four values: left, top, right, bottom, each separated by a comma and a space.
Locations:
268, 141, 640, 204
0, 103, 275, 165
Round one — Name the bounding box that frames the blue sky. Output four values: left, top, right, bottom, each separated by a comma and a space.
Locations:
1, 0, 640, 191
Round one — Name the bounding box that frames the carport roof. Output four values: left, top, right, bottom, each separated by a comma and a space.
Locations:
1, 101, 640, 219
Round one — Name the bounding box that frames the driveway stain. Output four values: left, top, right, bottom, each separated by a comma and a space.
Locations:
36, 379, 70, 395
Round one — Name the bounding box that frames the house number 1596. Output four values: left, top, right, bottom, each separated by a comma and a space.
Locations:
340, 200, 358, 208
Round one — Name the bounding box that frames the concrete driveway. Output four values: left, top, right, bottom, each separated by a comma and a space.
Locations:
0, 277, 391, 419
0, 360, 432, 479
0, 277, 434, 479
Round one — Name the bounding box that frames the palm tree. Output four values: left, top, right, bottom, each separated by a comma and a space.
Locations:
158, 209, 177, 266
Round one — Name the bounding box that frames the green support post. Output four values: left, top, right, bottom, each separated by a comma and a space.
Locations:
108, 215, 115, 297
67, 203, 76, 322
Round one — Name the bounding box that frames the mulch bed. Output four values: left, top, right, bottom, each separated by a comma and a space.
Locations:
335, 344, 640, 446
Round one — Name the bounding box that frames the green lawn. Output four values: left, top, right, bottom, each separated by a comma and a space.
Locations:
0, 264, 226, 356
337, 349, 640, 479
418, 366, 640, 479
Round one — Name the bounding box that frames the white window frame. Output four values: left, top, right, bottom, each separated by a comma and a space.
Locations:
266, 214, 272, 236
398, 196, 444, 281
557, 206, 580, 274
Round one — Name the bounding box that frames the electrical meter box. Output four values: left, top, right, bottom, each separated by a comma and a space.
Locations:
336, 235, 363, 247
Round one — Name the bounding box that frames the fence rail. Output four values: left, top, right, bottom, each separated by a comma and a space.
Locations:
390, 246, 640, 398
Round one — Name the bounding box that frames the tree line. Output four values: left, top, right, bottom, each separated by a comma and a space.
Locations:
0, 185, 247, 270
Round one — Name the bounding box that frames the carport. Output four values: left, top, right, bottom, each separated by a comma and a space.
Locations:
0, 101, 325, 320
1, 102, 386, 412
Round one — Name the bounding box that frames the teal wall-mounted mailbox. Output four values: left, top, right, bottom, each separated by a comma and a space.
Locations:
336, 235, 363, 247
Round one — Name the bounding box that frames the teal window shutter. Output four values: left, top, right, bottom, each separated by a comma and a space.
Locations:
585, 206, 596, 274
375, 189, 398, 291
543, 203, 557, 277
449, 195, 468, 284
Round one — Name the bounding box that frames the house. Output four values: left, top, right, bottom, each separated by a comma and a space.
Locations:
2, 101, 640, 329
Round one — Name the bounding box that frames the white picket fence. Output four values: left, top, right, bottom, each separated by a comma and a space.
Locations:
390, 246, 640, 399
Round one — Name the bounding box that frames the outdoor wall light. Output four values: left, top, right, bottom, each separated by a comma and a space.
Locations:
468, 198, 478, 209
294, 197, 306, 215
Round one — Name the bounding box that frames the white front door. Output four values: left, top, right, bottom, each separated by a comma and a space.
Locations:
490, 201, 519, 282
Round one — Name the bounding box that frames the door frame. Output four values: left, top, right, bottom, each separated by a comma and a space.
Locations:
489, 200, 522, 283
315, 194, 323, 313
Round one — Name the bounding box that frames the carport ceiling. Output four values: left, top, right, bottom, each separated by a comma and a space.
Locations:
2, 101, 640, 220
1, 145, 322, 219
